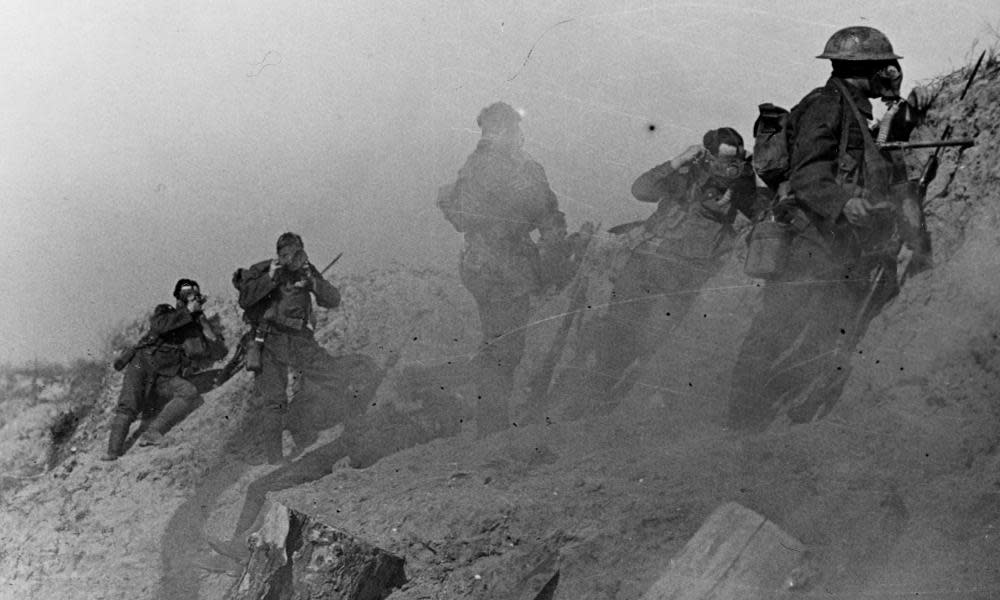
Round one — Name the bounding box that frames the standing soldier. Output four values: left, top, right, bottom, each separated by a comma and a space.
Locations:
102, 279, 227, 460
235, 232, 355, 463
587, 128, 758, 409
728, 26, 932, 429
438, 101, 569, 436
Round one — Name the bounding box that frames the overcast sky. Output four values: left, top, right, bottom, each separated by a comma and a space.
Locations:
1, 0, 996, 365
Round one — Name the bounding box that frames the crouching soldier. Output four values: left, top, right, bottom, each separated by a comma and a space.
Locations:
588, 128, 758, 409
102, 279, 227, 461
235, 232, 357, 464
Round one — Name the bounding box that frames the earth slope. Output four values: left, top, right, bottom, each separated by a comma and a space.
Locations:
2, 54, 1000, 599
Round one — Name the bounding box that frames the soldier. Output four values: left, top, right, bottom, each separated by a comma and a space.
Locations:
235, 232, 359, 463
589, 128, 758, 408
102, 279, 227, 461
728, 26, 932, 429
438, 101, 568, 436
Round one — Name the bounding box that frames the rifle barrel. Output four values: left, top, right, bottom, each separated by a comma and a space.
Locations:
320, 252, 344, 275
880, 139, 974, 150
960, 51, 987, 101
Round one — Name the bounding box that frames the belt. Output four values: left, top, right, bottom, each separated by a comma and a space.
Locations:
264, 316, 311, 335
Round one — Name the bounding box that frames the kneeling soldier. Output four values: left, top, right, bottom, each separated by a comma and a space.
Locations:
103, 279, 227, 460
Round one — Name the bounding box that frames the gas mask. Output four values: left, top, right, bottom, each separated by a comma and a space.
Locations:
706, 149, 750, 187
277, 246, 309, 272
870, 61, 903, 101
178, 285, 205, 304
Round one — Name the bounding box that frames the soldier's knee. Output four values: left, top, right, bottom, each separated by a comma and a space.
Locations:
185, 394, 205, 411
176, 380, 201, 403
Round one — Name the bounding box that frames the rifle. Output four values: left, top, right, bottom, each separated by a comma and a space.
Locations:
888, 51, 985, 283
915, 50, 985, 195
523, 223, 598, 421
317, 252, 343, 276
879, 139, 974, 151
214, 330, 252, 386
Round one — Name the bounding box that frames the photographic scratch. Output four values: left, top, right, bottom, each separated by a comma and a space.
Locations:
508, 18, 576, 82
247, 50, 283, 78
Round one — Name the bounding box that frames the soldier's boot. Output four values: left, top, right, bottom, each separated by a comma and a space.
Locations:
101, 413, 132, 461
139, 396, 195, 447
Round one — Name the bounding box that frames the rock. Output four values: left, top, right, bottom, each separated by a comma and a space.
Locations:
226, 500, 406, 600
640, 502, 805, 600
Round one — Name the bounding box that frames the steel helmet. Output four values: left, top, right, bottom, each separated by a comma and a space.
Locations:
476, 101, 522, 133
173, 278, 201, 299
817, 26, 902, 61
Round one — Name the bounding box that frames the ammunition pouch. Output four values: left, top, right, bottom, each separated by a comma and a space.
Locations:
245, 337, 264, 373
245, 324, 269, 374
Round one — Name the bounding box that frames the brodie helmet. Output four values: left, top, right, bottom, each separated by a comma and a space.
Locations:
817, 26, 902, 61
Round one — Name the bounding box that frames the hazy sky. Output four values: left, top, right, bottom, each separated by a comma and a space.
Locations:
1, 0, 996, 364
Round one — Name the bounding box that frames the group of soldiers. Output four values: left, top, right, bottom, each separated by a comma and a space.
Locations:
102, 25, 939, 461
437, 25, 937, 431
102, 233, 352, 461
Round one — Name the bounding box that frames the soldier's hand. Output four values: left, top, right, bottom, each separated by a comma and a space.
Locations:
701, 188, 733, 217
308, 264, 325, 283
269, 259, 282, 279
186, 297, 204, 314
671, 144, 704, 170
843, 197, 871, 226
907, 86, 934, 113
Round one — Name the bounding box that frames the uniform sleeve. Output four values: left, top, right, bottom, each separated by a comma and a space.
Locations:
521, 161, 567, 246
237, 262, 277, 310
730, 170, 761, 220
631, 162, 688, 204
148, 305, 194, 337
788, 93, 851, 221
312, 275, 341, 309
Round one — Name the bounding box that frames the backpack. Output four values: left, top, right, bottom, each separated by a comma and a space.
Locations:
751, 103, 791, 191
231, 264, 271, 326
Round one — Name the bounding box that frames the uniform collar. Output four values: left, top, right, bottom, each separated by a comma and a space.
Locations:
828, 76, 873, 118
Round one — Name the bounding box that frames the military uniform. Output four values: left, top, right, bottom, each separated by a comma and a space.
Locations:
728, 75, 920, 429
236, 257, 356, 462
105, 298, 227, 459
597, 149, 757, 399
440, 136, 567, 434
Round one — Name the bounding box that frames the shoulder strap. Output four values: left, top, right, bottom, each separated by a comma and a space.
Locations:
831, 78, 893, 198
836, 89, 852, 181
831, 78, 880, 155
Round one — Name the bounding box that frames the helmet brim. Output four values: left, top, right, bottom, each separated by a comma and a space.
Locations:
817, 51, 903, 60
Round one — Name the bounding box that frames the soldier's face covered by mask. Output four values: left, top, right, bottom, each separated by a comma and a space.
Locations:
177, 284, 202, 303
277, 244, 309, 272
707, 143, 749, 187
870, 60, 903, 101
